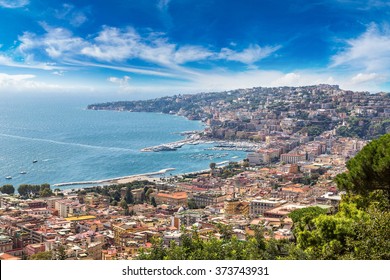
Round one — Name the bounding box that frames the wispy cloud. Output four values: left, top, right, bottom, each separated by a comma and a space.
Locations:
81, 27, 278, 67
218, 44, 281, 64
79, 26, 213, 67
80, 26, 140, 62
64, 59, 178, 78
0, 72, 59, 91
16, 24, 279, 71
18, 23, 87, 59
331, 23, 390, 72
108, 75, 132, 92
158, 0, 171, 11
0, 54, 66, 70
54, 3, 88, 27
0, 0, 29, 8
0, 72, 98, 94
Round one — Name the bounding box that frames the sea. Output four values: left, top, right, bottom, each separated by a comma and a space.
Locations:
0, 95, 246, 190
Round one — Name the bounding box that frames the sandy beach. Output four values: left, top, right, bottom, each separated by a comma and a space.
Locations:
53, 168, 174, 188
108, 175, 160, 184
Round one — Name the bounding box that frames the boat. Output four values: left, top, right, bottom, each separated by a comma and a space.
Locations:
20, 171, 27, 174
5, 176, 12, 180
33, 160, 38, 163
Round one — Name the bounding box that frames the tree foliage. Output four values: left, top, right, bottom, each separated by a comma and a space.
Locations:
55, 246, 67, 260
1, 184, 15, 195
151, 197, 157, 207
137, 226, 288, 260
29, 251, 52, 260
288, 193, 390, 260
17, 184, 52, 198
125, 187, 134, 204
289, 206, 327, 232
335, 133, 390, 201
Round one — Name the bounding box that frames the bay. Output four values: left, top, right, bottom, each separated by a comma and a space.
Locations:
0, 95, 245, 189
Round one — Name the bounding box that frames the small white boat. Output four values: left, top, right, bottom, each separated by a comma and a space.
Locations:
5, 176, 12, 180
33, 160, 38, 163
20, 171, 27, 174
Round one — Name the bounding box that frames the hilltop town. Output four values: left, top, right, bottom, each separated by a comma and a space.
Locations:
1, 84, 389, 260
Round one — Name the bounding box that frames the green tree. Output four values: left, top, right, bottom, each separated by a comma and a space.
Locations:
112, 190, 121, 202
31, 185, 41, 196
56, 246, 67, 260
216, 223, 233, 240
209, 162, 216, 170
151, 197, 157, 207
120, 199, 130, 215
345, 206, 390, 259
335, 133, 390, 201
1, 184, 15, 195
187, 198, 198, 209
40, 187, 53, 197
289, 206, 327, 232
18, 184, 29, 197
145, 188, 154, 200
29, 251, 52, 260
125, 187, 134, 204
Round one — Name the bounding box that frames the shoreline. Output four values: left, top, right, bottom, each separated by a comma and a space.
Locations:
53, 160, 236, 191
53, 168, 176, 188
51, 109, 249, 191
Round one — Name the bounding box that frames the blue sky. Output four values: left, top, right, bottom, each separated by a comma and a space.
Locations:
0, 0, 390, 98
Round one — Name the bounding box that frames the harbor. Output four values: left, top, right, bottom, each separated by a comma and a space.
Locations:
141, 137, 264, 153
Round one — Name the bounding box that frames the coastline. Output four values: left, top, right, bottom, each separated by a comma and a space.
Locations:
53, 161, 235, 192
53, 168, 176, 187
50, 109, 249, 191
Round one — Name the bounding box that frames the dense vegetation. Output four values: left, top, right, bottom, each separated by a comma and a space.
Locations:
137, 225, 290, 260
336, 117, 390, 139
83, 180, 156, 213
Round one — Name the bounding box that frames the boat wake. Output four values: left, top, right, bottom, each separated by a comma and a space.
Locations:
0, 133, 137, 153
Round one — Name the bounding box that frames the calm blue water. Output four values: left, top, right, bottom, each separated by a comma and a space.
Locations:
0, 95, 245, 189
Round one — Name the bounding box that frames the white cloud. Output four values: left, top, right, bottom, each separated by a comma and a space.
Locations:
174, 46, 213, 64
274, 72, 301, 85
331, 23, 390, 72
52, 70, 65, 76
80, 27, 140, 62
108, 75, 130, 86
18, 23, 87, 59
0, 72, 58, 91
0, 54, 66, 70
108, 75, 133, 92
0, 54, 14, 65
13, 24, 280, 82
0, 0, 29, 8
83, 27, 278, 66
73, 26, 279, 67
351, 72, 382, 84
54, 4, 88, 27
66, 59, 178, 78
218, 44, 281, 64
0, 72, 99, 94
0, 73, 35, 82
70, 11, 87, 27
